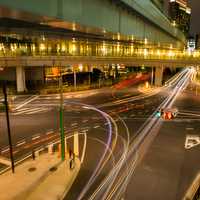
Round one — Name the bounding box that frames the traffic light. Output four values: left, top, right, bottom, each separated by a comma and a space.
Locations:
155, 111, 161, 118
164, 112, 172, 120
156, 108, 178, 120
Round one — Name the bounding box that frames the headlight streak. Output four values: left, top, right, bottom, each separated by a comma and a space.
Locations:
76, 109, 119, 200
88, 115, 130, 200
98, 69, 189, 108
108, 69, 193, 200
86, 69, 193, 200
105, 152, 139, 200
88, 134, 128, 200
25, 68, 188, 199
63, 101, 119, 200
87, 136, 116, 167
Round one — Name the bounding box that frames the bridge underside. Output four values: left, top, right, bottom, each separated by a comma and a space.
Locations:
0, 56, 193, 92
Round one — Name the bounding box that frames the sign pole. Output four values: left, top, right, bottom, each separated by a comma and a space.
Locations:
3, 82, 15, 173
59, 69, 65, 161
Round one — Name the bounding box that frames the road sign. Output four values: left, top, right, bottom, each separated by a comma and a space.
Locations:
185, 135, 200, 149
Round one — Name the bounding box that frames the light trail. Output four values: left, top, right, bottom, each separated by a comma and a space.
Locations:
98, 69, 189, 108
63, 102, 118, 200
85, 68, 193, 200
87, 116, 130, 200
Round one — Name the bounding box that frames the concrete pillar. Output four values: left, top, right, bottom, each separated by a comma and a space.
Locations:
74, 132, 79, 157
154, 66, 164, 86
16, 66, 26, 92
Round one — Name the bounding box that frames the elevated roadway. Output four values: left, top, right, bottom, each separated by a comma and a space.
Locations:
0, 55, 199, 68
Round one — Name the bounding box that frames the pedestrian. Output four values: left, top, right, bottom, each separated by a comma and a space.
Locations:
69, 157, 75, 170
69, 149, 73, 159
32, 150, 35, 160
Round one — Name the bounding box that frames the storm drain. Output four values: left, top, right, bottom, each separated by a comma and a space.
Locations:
49, 166, 57, 172
28, 167, 36, 172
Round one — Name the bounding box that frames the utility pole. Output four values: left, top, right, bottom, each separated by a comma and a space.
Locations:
3, 82, 15, 173
59, 68, 65, 161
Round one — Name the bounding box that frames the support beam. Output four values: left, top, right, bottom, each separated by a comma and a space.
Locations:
16, 66, 26, 92
154, 66, 163, 86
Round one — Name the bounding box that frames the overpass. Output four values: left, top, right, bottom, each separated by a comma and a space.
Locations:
0, 0, 191, 92
0, 49, 199, 92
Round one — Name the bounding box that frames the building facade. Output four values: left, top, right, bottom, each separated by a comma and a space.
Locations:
169, 0, 191, 34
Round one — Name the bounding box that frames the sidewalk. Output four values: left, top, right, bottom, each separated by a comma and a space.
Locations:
0, 153, 80, 200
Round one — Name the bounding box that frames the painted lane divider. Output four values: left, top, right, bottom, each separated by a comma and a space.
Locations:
71, 122, 78, 127
94, 125, 100, 129
14, 95, 39, 110
1, 147, 9, 154
16, 140, 26, 147
186, 127, 194, 130
32, 134, 41, 140
46, 130, 54, 135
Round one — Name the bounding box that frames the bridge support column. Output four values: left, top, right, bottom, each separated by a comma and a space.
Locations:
154, 66, 163, 86
16, 66, 26, 92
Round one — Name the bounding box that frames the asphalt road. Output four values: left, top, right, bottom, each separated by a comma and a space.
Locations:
0, 69, 198, 200
124, 85, 200, 200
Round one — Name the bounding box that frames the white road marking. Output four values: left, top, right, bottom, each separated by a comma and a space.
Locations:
186, 127, 194, 130
46, 130, 54, 135
82, 119, 88, 123
94, 125, 100, 129
185, 135, 200, 149
16, 140, 26, 147
13, 107, 48, 115
82, 129, 89, 132
1, 147, 9, 153
15, 95, 39, 110
26, 108, 48, 115
32, 134, 40, 140
71, 123, 78, 127
16, 107, 31, 111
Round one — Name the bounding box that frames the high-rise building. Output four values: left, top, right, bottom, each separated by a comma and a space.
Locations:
168, 0, 191, 34
152, 0, 165, 11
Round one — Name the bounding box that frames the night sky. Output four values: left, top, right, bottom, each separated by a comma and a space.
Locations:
188, 0, 200, 35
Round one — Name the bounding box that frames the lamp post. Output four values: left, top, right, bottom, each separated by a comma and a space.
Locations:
59, 67, 65, 161
2, 82, 15, 173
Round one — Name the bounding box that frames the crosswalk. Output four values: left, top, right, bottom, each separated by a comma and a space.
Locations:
12, 106, 51, 115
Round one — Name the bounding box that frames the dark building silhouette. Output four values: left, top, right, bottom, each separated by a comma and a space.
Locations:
168, 0, 191, 34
